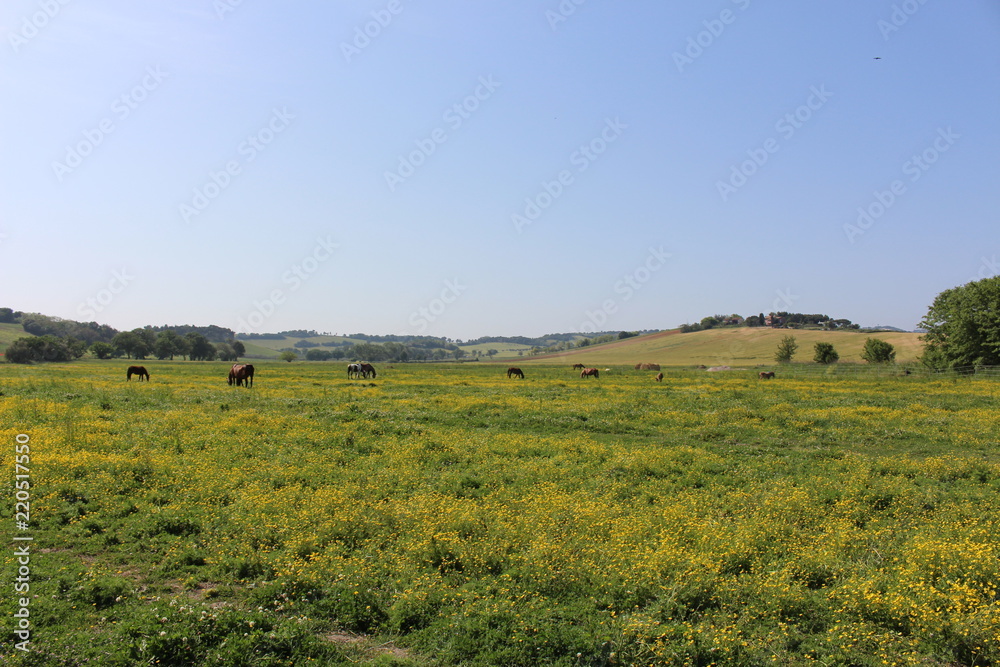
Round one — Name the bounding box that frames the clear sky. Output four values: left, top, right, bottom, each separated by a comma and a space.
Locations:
2, 1, 998, 340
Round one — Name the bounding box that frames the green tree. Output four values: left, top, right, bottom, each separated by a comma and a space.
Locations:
216, 342, 238, 362
186, 333, 216, 361
774, 335, 798, 363
862, 338, 896, 364
112, 331, 145, 359
90, 341, 115, 359
279, 350, 298, 362
305, 348, 332, 361
155, 330, 189, 360
231, 340, 246, 358
919, 276, 1000, 369
813, 342, 839, 364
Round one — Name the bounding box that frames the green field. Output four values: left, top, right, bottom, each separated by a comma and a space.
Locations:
1, 360, 997, 665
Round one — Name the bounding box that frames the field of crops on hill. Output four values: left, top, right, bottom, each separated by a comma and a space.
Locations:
1, 361, 997, 665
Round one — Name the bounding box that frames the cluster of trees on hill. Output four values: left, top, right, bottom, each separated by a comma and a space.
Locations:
681, 312, 859, 333
145, 324, 235, 342
1, 310, 246, 364
94, 329, 245, 362
298, 342, 470, 363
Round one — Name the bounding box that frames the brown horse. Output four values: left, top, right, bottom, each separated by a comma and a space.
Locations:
655, 372, 663, 382
359, 363, 377, 379
126, 365, 149, 382
572, 363, 585, 370
507, 367, 524, 379
580, 368, 599, 379
229, 363, 255, 387
758, 371, 775, 379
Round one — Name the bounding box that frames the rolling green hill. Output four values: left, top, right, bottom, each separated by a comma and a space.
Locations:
0, 322, 27, 352
516, 327, 925, 367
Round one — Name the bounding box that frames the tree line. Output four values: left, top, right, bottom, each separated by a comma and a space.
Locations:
4, 327, 247, 364
681, 312, 860, 333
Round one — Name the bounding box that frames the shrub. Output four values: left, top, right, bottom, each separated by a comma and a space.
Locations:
862, 338, 896, 364
813, 342, 839, 364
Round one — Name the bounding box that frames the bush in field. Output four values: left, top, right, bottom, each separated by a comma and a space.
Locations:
862, 337, 896, 364
774, 335, 798, 363
813, 342, 839, 364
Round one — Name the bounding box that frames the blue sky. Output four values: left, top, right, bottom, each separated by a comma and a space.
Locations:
1, 1, 997, 339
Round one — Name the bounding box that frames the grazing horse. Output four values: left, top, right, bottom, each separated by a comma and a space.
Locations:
758, 371, 775, 379
347, 363, 362, 379
580, 368, 599, 379
507, 367, 524, 379
228, 363, 255, 387
572, 363, 585, 370
655, 372, 663, 382
126, 365, 149, 382
359, 363, 377, 379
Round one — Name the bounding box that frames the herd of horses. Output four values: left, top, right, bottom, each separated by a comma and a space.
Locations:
125, 362, 361, 387
126, 362, 778, 385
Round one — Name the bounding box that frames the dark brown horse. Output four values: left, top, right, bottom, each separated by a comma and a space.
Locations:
580, 368, 599, 379
359, 363, 377, 379
507, 367, 524, 379
126, 365, 149, 382
655, 372, 663, 382
758, 371, 775, 379
229, 363, 255, 387
572, 363, 585, 370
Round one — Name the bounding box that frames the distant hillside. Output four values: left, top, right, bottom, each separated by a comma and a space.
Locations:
516, 327, 925, 366
0, 322, 27, 353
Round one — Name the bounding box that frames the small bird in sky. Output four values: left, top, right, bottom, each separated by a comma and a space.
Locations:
874, 57, 882, 60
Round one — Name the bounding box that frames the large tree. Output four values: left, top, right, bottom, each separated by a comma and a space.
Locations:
919, 276, 1000, 370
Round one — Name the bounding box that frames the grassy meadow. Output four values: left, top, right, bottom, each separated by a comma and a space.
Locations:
1, 360, 998, 666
